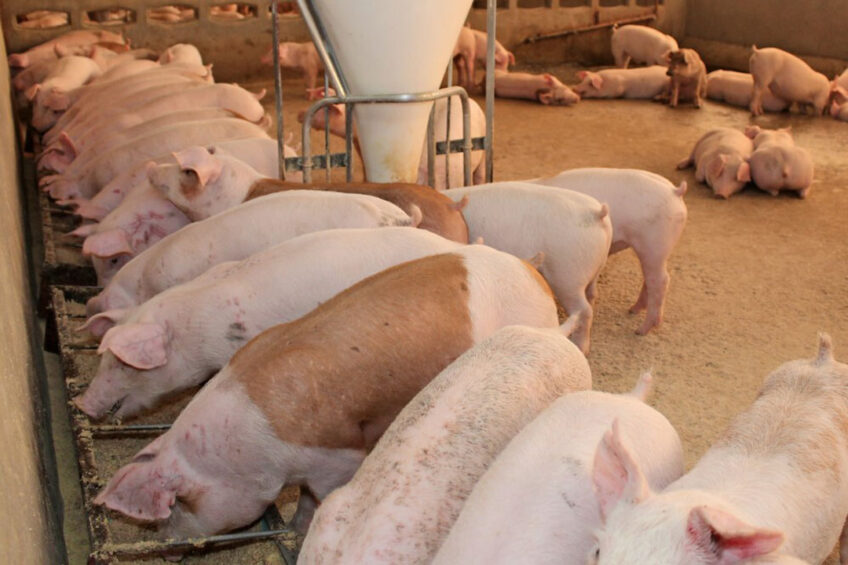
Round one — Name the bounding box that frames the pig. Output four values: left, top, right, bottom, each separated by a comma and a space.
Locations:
300, 325, 592, 564
434, 372, 684, 565
706, 70, 790, 112
300, 96, 486, 189
610, 24, 678, 68
7, 29, 126, 69
471, 28, 515, 71
744, 125, 814, 197
39, 117, 269, 201
157, 43, 203, 67
446, 182, 612, 353
657, 49, 707, 108
491, 70, 581, 106
26, 55, 104, 131
84, 190, 420, 315
451, 26, 477, 90
75, 227, 467, 420
260, 41, 324, 99
572, 66, 670, 99
676, 127, 753, 199
531, 168, 688, 335
93, 244, 564, 538
589, 334, 848, 565
831, 99, 848, 122
749, 46, 831, 116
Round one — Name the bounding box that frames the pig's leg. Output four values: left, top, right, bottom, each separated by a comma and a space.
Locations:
585, 276, 599, 306
290, 488, 319, 534
561, 293, 593, 354
612, 45, 630, 68
669, 79, 680, 108
749, 79, 769, 116
633, 252, 670, 335
472, 157, 486, 185
303, 64, 318, 100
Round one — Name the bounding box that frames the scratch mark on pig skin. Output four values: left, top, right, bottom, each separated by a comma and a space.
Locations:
350, 346, 360, 353
226, 322, 247, 342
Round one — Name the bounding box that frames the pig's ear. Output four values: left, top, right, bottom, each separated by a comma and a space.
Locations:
67, 223, 98, 240
590, 74, 604, 90
54, 43, 71, 57
736, 161, 751, 183
743, 125, 761, 139
83, 229, 133, 258
507, 51, 516, 66
542, 73, 555, 86
536, 89, 554, 105
24, 83, 40, 102
686, 505, 784, 560
592, 419, 651, 521
78, 309, 129, 338
98, 322, 168, 369
832, 101, 842, 117
173, 146, 223, 194
707, 155, 727, 179
45, 88, 71, 111
577, 70, 588, 80
58, 132, 78, 159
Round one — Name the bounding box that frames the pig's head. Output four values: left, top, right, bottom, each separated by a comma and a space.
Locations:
148, 146, 264, 220
298, 103, 347, 138
37, 132, 77, 173
588, 420, 785, 565
665, 50, 701, 80
706, 154, 751, 199
536, 74, 580, 106
86, 284, 135, 317
573, 71, 603, 96
158, 43, 203, 66
82, 228, 134, 285
28, 84, 71, 131
8, 52, 30, 68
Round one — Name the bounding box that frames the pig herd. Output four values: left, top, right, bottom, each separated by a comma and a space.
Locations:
9, 22, 848, 565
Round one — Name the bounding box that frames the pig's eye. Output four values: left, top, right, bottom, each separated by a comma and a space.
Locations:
109, 257, 120, 266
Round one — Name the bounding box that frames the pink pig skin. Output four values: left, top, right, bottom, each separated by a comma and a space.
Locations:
434, 373, 684, 565
677, 127, 753, 199
301, 325, 591, 564
76, 227, 461, 420
532, 168, 687, 336
744, 125, 814, 197
451, 27, 477, 90
610, 24, 678, 68
573, 66, 670, 99
492, 70, 580, 106
706, 70, 789, 112
28, 56, 104, 131
591, 334, 848, 565
470, 28, 514, 72
260, 41, 324, 99
85, 190, 416, 316
749, 46, 830, 116
7, 29, 126, 69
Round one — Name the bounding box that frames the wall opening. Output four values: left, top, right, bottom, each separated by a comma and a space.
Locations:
147, 5, 198, 24
15, 10, 69, 29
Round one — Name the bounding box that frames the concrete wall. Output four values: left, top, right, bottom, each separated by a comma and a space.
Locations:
0, 35, 65, 565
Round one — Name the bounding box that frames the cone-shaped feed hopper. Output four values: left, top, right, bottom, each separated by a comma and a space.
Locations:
312, 0, 473, 183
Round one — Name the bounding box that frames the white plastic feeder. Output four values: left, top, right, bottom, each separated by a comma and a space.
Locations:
311, 0, 473, 183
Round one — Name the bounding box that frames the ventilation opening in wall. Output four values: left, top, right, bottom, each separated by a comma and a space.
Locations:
517, 0, 554, 7
472, 0, 509, 9
598, 0, 628, 6
147, 5, 198, 24
84, 8, 137, 26
560, 0, 591, 6
15, 10, 70, 29
635, 0, 664, 5
267, 2, 300, 17
211, 3, 257, 21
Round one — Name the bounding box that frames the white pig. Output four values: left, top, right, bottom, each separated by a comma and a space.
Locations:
831, 99, 848, 122
27, 55, 104, 131
434, 372, 684, 565
610, 24, 678, 68
706, 70, 789, 112
492, 70, 581, 106
677, 127, 753, 199
590, 334, 848, 565
93, 245, 563, 538
300, 325, 592, 564
531, 168, 688, 335
749, 46, 830, 116
260, 41, 324, 99
84, 190, 420, 315
744, 125, 814, 197
75, 227, 465, 420
572, 66, 670, 99
446, 182, 612, 353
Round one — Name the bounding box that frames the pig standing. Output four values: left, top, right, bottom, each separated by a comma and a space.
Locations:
434, 372, 684, 565
749, 46, 830, 116
572, 66, 670, 99
610, 25, 678, 68
706, 70, 789, 112
85, 190, 420, 315
300, 325, 592, 564
590, 334, 848, 565
261, 41, 324, 99
446, 182, 612, 353
94, 245, 564, 538
471, 28, 514, 71
531, 168, 687, 335
491, 70, 580, 105
677, 127, 753, 199
657, 49, 707, 108
745, 125, 814, 197
76, 227, 466, 419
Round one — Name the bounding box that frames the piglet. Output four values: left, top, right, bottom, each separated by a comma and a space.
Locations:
85, 190, 420, 315
573, 66, 670, 99
745, 125, 814, 197
434, 372, 683, 565
76, 227, 463, 420
470, 28, 515, 71
27, 55, 104, 131
452, 26, 478, 90
749, 46, 830, 116
591, 334, 848, 565
610, 24, 678, 68
677, 127, 753, 198
706, 70, 789, 112
300, 324, 592, 564
94, 244, 564, 538
261, 41, 324, 99
831, 99, 848, 122
657, 49, 707, 108
492, 70, 580, 106
532, 168, 688, 335
7, 29, 126, 69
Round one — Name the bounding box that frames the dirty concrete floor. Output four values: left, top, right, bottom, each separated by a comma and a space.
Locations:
248, 64, 848, 561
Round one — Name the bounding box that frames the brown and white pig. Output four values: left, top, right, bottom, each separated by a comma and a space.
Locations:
300, 324, 592, 564
76, 227, 465, 420
446, 182, 612, 353
705, 70, 789, 113
27, 55, 104, 131
677, 127, 753, 199
7, 29, 126, 69
749, 46, 830, 116
610, 24, 678, 68
260, 41, 324, 99
572, 66, 670, 99
85, 190, 419, 315
94, 244, 564, 537
434, 372, 684, 565
657, 49, 707, 108
590, 334, 848, 565
531, 168, 688, 335
744, 125, 814, 197
492, 70, 580, 106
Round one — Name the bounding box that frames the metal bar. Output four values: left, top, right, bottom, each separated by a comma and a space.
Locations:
485, 0, 496, 182
261, 504, 299, 565
459, 93, 472, 186
90, 423, 172, 437
344, 102, 353, 182
522, 13, 657, 44
295, 0, 348, 97
445, 63, 453, 189
426, 102, 436, 188
271, 0, 286, 180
